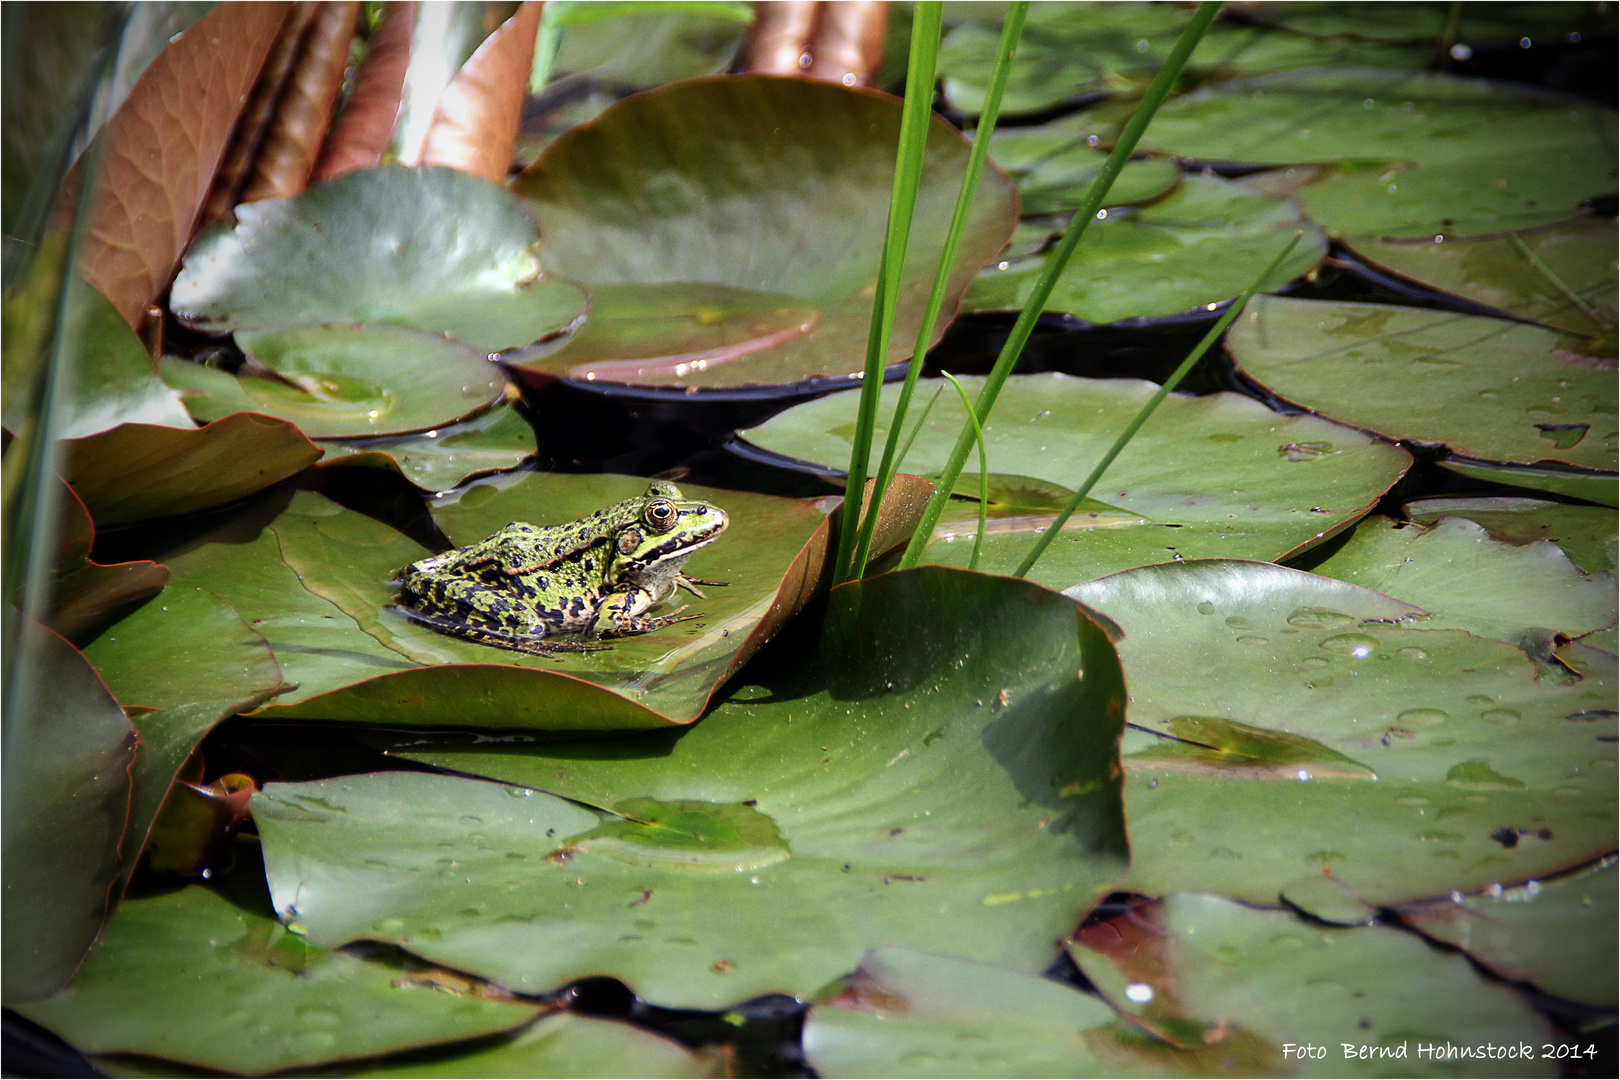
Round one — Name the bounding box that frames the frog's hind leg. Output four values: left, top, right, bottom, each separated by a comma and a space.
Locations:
396, 606, 609, 658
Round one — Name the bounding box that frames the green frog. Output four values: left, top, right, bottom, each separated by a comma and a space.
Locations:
395, 481, 728, 656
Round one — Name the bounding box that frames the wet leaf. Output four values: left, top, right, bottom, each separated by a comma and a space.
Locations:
15, 882, 540, 1074
1232, 1, 1613, 44
514, 75, 1018, 389
64, 413, 322, 527
1228, 296, 1618, 471
987, 122, 1181, 215
81, 587, 283, 887
803, 947, 1123, 1078
964, 174, 1327, 325
144, 773, 257, 878
351, 1011, 721, 1078
266, 566, 1130, 1007
737, 372, 1412, 588
161, 324, 507, 439
551, 1, 752, 89
1344, 219, 1619, 340
1404, 495, 1617, 576
2, 619, 136, 1002
1311, 515, 1616, 646
1392, 860, 1618, 1009
1435, 458, 1617, 509
1, 274, 191, 440
1069, 560, 1619, 905
172, 166, 587, 352
1138, 69, 1617, 238
1069, 893, 1554, 1076
48, 479, 168, 640
316, 403, 538, 493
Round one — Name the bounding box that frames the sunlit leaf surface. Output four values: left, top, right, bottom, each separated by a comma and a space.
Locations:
1069, 560, 1619, 904
737, 372, 1411, 587
1404, 495, 1618, 576
514, 75, 1017, 389
315, 403, 538, 493
267, 567, 1129, 1007
1229, 296, 1618, 471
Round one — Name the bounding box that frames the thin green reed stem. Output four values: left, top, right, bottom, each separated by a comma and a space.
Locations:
832, 1, 944, 584
899, 0, 1222, 571
848, 0, 1028, 581
938, 371, 990, 570
1014, 231, 1304, 578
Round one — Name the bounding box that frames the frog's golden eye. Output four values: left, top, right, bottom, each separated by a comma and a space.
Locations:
644, 498, 677, 532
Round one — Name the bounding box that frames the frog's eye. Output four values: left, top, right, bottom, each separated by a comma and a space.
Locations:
644, 499, 678, 532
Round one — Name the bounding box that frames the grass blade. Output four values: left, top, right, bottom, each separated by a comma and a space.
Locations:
1014, 231, 1306, 578
847, 0, 1028, 580
898, 0, 1222, 571
938, 371, 990, 570
832, 0, 944, 584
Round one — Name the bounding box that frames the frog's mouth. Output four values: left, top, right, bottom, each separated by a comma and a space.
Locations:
641, 511, 728, 567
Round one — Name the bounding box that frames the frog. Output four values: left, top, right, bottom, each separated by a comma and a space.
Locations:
394, 481, 728, 657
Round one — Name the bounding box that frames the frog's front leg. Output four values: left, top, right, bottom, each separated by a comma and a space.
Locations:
597, 587, 698, 637
673, 574, 727, 599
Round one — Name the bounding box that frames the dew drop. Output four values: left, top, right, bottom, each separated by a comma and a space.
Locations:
1466, 694, 1494, 705
1287, 608, 1355, 629
1396, 646, 1426, 659
1321, 633, 1379, 658
1302, 656, 1330, 668
1225, 616, 1257, 629
1397, 708, 1449, 729
507, 787, 535, 797
1480, 709, 1522, 723
1235, 635, 1270, 645
1125, 982, 1154, 1003
1197, 601, 1215, 615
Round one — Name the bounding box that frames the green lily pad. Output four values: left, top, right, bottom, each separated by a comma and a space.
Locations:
939, 4, 1426, 116
987, 120, 1181, 215
64, 414, 322, 527
1279, 874, 1379, 926
80, 588, 283, 887
1392, 860, 1618, 1009
1344, 218, 1619, 339
1068, 893, 1554, 1076
315, 403, 538, 493
15, 882, 540, 1074
352, 1011, 721, 1078
160, 474, 832, 729
2, 619, 137, 1003
1, 273, 191, 440
171, 166, 587, 353
508, 282, 821, 387
160, 324, 507, 439
1137, 69, 1618, 238
964, 174, 1327, 325
1310, 515, 1616, 646
268, 566, 1130, 1007
803, 947, 1125, 1078
551, 1, 752, 90
1404, 495, 1617, 575
1230, 2, 1613, 44
1228, 296, 1618, 471
1435, 458, 1618, 508
737, 372, 1412, 589
514, 75, 1018, 389
48, 478, 168, 640
1068, 559, 1619, 905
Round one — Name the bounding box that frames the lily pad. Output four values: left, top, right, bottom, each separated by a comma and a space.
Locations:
1227, 296, 1618, 471
1343, 218, 1619, 340
513, 75, 1018, 389
737, 372, 1412, 589
1436, 458, 1618, 508
1137, 69, 1618, 238
15, 882, 540, 1074
80, 588, 283, 887
1404, 495, 1617, 575
550, 1, 752, 90
964, 174, 1327, 325
1068, 559, 1619, 905
1068, 893, 1555, 1076
802, 948, 1124, 1078
351, 1011, 721, 1078
1, 273, 191, 441
266, 566, 1130, 1007
161, 324, 507, 439
171, 166, 588, 353
315, 403, 538, 493
1391, 859, 1618, 1008
938, 4, 1427, 116
507, 283, 821, 387
64, 413, 322, 527
1230, 2, 1613, 44
159, 473, 836, 729
1309, 515, 1617, 646
49, 478, 168, 640
987, 121, 1181, 215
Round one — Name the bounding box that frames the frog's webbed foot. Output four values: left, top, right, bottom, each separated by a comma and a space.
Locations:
600, 605, 701, 637
675, 574, 727, 599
